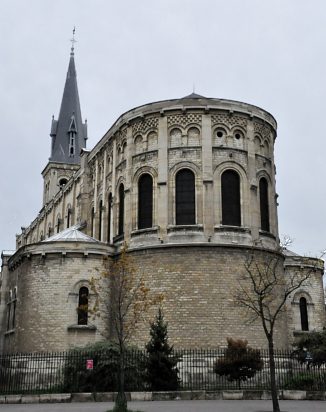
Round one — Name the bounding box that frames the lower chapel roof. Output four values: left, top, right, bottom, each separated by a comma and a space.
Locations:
43, 225, 98, 243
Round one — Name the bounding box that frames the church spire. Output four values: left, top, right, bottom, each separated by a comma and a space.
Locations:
50, 29, 87, 164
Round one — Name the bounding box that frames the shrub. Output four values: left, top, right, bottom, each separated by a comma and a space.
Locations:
63, 341, 147, 392
284, 372, 326, 390
214, 338, 263, 389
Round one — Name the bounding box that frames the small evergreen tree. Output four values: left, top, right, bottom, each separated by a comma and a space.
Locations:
90, 246, 163, 412
214, 338, 263, 389
145, 308, 179, 390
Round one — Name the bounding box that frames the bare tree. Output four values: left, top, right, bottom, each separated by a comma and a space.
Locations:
91, 246, 163, 412
235, 243, 324, 412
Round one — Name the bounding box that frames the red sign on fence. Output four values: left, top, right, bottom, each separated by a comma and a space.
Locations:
86, 359, 94, 370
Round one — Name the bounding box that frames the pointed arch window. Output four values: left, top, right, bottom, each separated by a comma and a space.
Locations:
299, 297, 309, 331
176, 169, 196, 225
138, 174, 153, 229
221, 170, 241, 226
98, 200, 103, 241
107, 193, 112, 243
68, 116, 77, 157
118, 183, 125, 236
77, 287, 89, 325
259, 177, 270, 232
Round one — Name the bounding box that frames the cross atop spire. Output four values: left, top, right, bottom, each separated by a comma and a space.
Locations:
70, 26, 77, 55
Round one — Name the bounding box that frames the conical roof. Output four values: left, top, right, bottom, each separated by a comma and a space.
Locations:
49, 48, 87, 164
43, 224, 98, 243
169, 92, 207, 106
181, 92, 206, 99
283, 248, 300, 257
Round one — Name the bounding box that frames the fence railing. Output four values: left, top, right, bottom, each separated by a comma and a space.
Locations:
0, 348, 325, 395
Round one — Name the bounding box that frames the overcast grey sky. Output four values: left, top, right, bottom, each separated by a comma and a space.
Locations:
1, 0, 325, 257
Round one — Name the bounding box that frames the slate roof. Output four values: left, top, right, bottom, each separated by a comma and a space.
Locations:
283, 248, 300, 257
43, 225, 98, 243
181, 92, 206, 99
49, 48, 87, 164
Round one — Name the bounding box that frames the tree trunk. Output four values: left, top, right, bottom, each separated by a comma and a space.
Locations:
268, 337, 280, 412
115, 345, 127, 412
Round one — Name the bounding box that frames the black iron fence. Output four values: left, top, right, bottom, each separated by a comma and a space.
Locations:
0, 348, 325, 395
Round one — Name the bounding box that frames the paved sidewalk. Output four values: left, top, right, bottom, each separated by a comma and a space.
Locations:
0, 400, 326, 412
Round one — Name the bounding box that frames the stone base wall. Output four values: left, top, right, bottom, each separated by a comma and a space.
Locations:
6, 241, 325, 353
127, 245, 288, 349
3, 243, 110, 353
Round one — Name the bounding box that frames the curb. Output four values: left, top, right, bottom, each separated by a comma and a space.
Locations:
0, 390, 325, 403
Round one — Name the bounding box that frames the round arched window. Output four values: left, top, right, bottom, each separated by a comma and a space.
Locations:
176, 169, 195, 225
59, 178, 68, 188
138, 174, 153, 229
221, 170, 241, 226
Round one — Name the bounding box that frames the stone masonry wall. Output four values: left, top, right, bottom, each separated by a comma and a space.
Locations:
126, 245, 289, 349
3, 243, 291, 353
285, 258, 326, 345
4, 251, 109, 353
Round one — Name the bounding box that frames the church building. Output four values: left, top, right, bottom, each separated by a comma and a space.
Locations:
0, 42, 325, 353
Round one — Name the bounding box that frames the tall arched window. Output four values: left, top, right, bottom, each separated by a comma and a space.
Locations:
47, 224, 52, 238
299, 297, 309, 331
12, 289, 17, 330
56, 215, 61, 233
176, 169, 195, 225
259, 177, 270, 232
221, 170, 241, 226
107, 193, 112, 243
118, 183, 125, 236
91, 207, 95, 237
98, 200, 103, 241
138, 174, 153, 229
67, 208, 71, 228
78, 287, 89, 325
6, 292, 11, 331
